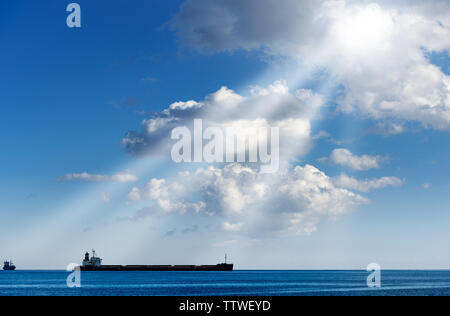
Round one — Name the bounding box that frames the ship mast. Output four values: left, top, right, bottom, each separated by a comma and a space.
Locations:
225, 254, 227, 264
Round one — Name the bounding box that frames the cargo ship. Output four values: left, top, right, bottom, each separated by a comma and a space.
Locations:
3, 261, 16, 271
79, 250, 234, 271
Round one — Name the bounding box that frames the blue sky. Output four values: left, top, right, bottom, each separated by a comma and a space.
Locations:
1, 0, 449, 269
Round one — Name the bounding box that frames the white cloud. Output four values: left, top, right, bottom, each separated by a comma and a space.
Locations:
58, 171, 138, 183
333, 173, 404, 192
367, 122, 406, 136
328, 149, 384, 171
126, 163, 370, 236
111, 172, 139, 183
222, 222, 244, 232
127, 187, 141, 201
123, 80, 323, 166
313, 130, 344, 145
422, 183, 432, 190
171, 0, 450, 130
313, 130, 332, 140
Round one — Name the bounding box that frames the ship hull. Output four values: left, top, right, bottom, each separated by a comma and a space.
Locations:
80, 264, 233, 272
3, 267, 16, 271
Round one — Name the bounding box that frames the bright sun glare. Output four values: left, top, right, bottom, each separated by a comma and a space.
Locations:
334, 4, 393, 54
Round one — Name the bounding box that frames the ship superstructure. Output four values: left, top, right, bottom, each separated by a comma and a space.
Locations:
3, 261, 16, 271
82, 250, 102, 268
80, 250, 233, 271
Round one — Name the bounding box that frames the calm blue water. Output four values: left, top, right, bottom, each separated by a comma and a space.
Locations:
1, 270, 450, 296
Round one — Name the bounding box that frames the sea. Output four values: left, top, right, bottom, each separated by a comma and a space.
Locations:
1, 270, 450, 296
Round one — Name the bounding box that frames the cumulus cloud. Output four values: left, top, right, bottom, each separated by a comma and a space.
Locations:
126, 163, 369, 236
58, 171, 138, 183
127, 178, 206, 214
327, 149, 384, 171
333, 173, 404, 192
122, 80, 323, 167
171, 0, 450, 130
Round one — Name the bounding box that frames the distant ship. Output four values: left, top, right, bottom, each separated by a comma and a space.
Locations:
79, 250, 234, 271
3, 261, 16, 271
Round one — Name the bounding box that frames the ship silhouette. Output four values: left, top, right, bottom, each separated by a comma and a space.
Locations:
79, 250, 234, 271
3, 261, 16, 271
